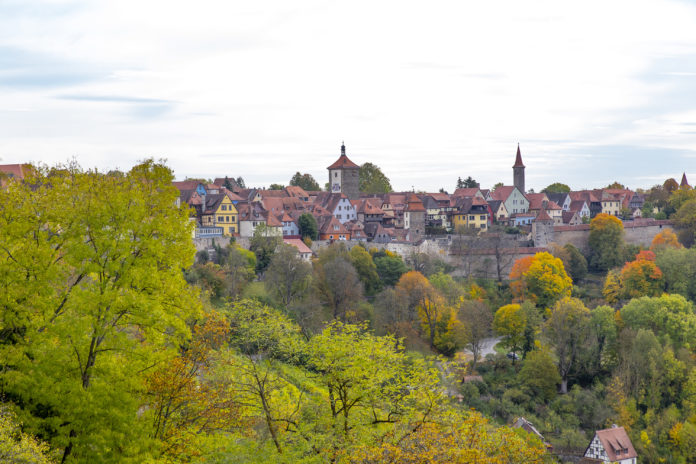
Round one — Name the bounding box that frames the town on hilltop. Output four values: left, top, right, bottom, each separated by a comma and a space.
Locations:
155, 143, 688, 268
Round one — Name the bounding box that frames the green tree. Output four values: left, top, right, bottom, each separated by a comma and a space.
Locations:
588, 213, 625, 271
264, 244, 313, 309
542, 182, 571, 194
672, 199, 696, 247
456, 176, 479, 189
620, 294, 696, 350
656, 247, 696, 301
606, 181, 626, 189
249, 223, 282, 274
268, 183, 284, 190
459, 299, 493, 372
297, 213, 319, 241
0, 160, 200, 463
349, 245, 381, 295
236, 176, 246, 188
519, 347, 561, 402
544, 298, 590, 393
563, 243, 588, 281
493, 304, 527, 359
289, 172, 320, 191
359, 162, 393, 194
373, 252, 408, 287
314, 249, 365, 321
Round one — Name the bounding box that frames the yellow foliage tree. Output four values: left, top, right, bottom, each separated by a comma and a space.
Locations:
510, 252, 572, 308
493, 304, 527, 358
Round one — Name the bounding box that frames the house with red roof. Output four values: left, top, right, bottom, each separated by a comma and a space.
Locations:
283, 238, 313, 261
489, 185, 529, 217
317, 215, 350, 241
313, 192, 357, 224
584, 426, 637, 464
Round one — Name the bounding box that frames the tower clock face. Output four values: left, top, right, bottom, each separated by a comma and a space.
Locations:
332, 183, 340, 192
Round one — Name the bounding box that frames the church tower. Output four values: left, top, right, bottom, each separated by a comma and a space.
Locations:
513, 144, 525, 194
327, 142, 360, 200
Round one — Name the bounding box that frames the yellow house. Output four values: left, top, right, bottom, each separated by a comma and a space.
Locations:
451, 197, 489, 231
201, 193, 239, 236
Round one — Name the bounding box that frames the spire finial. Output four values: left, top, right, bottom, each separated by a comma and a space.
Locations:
341, 141, 346, 156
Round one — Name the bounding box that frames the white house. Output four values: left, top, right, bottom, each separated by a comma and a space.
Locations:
584, 426, 637, 464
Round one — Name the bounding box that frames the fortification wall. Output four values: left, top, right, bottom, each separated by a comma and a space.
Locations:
551, 220, 672, 252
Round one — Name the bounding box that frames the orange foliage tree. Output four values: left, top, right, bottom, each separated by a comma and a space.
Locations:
509, 256, 534, 302
620, 253, 664, 299
650, 229, 682, 253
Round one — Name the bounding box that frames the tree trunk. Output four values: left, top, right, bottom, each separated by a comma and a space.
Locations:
560, 378, 568, 394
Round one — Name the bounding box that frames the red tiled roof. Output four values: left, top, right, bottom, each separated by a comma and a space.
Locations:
513, 144, 525, 168
283, 238, 312, 255
0, 164, 33, 183
172, 180, 203, 191
490, 186, 516, 202
534, 207, 552, 222
406, 193, 426, 212
591, 427, 637, 462
327, 154, 360, 170
452, 188, 481, 198
526, 193, 549, 210
546, 200, 562, 210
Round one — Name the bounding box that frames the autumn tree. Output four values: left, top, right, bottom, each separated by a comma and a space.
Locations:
494, 304, 527, 359
510, 252, 572, 308
0, 160, 201, 463
619, 251, 664, 299
650, 228, 681, 252
289, 171, 320, 191
588, 213, 625, 270
359, 162, 393, 193
264, 243, 313, 308
0, 408, 53, 464
544, 298, 590, 393
349, 245, 381, 295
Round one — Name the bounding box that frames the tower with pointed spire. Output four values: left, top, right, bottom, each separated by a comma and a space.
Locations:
327, 142, 360, 200
681, 172, 691, 189
513, 144, 526, 194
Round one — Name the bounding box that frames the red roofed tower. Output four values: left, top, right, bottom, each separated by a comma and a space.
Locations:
327, 142, 360, 200
513, 144, 526, 194
681, 172, 691, 188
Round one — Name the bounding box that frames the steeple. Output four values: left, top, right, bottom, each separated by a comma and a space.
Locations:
681, 172, 690, 188
513, 143, 526, 193
513, 143, 525, 168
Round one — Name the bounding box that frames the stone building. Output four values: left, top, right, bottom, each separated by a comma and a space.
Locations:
327, 142, 360, 200
531, 207, 554, 247
513, 144, 525, 194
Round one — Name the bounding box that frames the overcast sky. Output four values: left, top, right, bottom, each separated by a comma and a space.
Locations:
1, 0, 695, 192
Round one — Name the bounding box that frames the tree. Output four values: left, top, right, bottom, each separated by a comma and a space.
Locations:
297, 213, 319, 241
524, 252, 573, 308
459, 300, 492, 372
519, 347, 561, 402
456, 176, 479, 189
492, 182, 504, 191
236, 176, 246, 188
564, 243, 588, 281
588, 213, 625, 271
249, 223, 282, 274
493, 304, 527, 359
664, 178, 679, 194
606, 181, 626, 189
620, 294, 696, 350
264, 244, 313, 308
655, 247, 696, 301
544, 298, 590, 393
359, 162, 393, 194
510, 252, 572, 309
349, 245, 381, 295
0, 408, 53, 464
542, 182, 571, 194
268, 183, 284, 190
374, 253, 408, 287
289, 172, 321, 191
650, 229, 681, 252
314, 249, 364, 321
0, 160, 201, 462
602, 269, 623, 306
672, 199, 696, 247
619, 253, 663, 299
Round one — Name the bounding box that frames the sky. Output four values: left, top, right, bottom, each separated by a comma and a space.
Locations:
1, 0, 696, 192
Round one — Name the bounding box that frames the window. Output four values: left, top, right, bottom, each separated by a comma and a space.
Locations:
221, 205, 226, 211
480, 215, 486, 220
334, 225, 339, 230
334, 172, 337, 177
469, 215, 475, 221
226, 216, 230, 222
218, 215, 224, 222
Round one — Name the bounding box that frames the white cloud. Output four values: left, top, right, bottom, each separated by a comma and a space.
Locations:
1, 0, 696, 190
